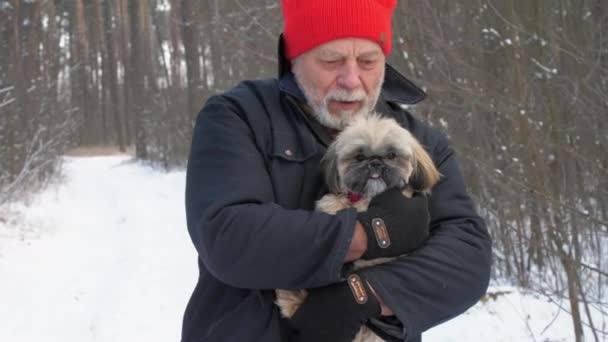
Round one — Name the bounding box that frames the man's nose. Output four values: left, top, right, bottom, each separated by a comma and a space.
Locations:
336, 61, 362, 90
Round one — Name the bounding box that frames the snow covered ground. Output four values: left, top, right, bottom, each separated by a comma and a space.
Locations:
0, 155, 595, 341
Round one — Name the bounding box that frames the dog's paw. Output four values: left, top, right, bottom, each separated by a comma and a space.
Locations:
275, 289, 308, 318
316, 194, 350, 214
353, 325, 385, 342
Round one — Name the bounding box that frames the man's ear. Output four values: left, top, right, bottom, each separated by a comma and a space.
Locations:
321, 145, 342, 194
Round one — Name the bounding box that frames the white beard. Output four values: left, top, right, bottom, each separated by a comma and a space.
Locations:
293, 68, 385, 130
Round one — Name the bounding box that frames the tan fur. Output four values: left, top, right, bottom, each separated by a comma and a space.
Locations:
412, 143, 441, 193
275, 114, 440, 342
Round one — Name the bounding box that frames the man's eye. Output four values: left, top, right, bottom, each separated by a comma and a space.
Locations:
360, 59, 377, 67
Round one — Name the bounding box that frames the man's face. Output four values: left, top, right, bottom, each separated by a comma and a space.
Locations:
292, 38, 386, 130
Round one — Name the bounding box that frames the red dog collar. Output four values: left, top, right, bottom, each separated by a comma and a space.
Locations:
347, 191, 364, 204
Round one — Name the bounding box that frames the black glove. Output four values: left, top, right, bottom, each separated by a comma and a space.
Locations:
357, 187, 430, 260
288, 273, 381, 342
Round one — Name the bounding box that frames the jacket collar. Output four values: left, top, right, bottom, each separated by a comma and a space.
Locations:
277, 34, 426, 107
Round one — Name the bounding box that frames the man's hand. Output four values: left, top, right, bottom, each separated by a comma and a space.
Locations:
345, 222, 368, 262
288, 274, 381, 342
357, 188, 430, 260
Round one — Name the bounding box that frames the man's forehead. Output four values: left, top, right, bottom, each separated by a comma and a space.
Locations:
314, 39, 383, 58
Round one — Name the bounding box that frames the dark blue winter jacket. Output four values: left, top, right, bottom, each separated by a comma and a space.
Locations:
181, 44, 492, 342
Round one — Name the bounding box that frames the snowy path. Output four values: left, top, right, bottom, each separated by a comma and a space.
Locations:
0, 156, 587, 341
0, 156, 197, 341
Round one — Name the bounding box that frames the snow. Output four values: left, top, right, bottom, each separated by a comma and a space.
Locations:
482, 27, 502, 38
425, 286, 577, 341
0, 156, 197, 342
0, 156, 596, 341
531, 57, 558, 75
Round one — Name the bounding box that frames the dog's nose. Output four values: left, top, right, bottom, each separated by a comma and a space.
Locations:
369, 159, 384, 169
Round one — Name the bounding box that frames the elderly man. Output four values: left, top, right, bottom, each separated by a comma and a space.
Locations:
181, 1, 492, 341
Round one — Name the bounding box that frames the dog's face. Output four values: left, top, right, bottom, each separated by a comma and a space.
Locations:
322, 114, 440, 198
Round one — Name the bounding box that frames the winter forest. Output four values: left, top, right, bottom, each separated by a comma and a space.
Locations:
0, 0, 607, 341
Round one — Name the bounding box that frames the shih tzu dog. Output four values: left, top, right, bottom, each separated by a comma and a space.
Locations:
276, 114, 441, 342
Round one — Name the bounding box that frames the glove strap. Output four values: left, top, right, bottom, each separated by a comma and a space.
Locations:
370, 218, 391, 249
360, 213, 394, 259
347, 274, 370, 304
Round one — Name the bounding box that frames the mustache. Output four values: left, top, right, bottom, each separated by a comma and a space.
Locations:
325, 89, 367, 102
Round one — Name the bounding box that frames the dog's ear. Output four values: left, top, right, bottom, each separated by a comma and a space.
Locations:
410, 142, 441, 193
321, 144, 342, 194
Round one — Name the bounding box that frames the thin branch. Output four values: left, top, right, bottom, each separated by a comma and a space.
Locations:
0, 97, 16, 109
579, 262, 608, 279
0, 86, 14, 95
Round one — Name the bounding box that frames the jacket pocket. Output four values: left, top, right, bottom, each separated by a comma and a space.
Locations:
270, 131, 318, 162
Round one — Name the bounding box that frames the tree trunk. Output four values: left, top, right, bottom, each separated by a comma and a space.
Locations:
181, 0, 202, 119
117, 0, 133, 146
128, 0, 151, 160
2, 0, 24, 178
72, 0, 91, 145
103, 0, 126, 152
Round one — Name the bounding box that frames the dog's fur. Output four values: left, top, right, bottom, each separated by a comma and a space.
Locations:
276, 114, 440, 342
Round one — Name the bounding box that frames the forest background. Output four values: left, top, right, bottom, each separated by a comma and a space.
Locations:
0, 1, 606, 341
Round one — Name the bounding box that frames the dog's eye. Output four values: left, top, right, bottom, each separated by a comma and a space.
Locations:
386, 152, 397, 160
355, 154, 366, 162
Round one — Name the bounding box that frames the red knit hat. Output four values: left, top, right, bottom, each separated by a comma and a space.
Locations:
281, 0, 397, 60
